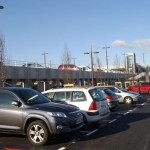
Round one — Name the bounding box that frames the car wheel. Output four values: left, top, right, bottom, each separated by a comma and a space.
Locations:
27, 120, 49, 146
124, 96, 133, 104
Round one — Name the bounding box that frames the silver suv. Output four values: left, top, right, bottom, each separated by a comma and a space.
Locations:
0, 87, 84, 146
101, 85, 141, 104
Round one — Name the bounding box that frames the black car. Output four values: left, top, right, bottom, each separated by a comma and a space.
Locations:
0, 87, 83, 146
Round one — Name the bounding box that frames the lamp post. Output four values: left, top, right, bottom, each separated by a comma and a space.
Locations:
0, 6, 4, 9
102, 46, 110, 84
142, 53, 145, 67
84, 45, 99, 86
72, 57, 77, 65
42, 52, 48, 68
102, 46, 110, 73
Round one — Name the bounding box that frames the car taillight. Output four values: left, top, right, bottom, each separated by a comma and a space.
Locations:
89, 101, 97, 110
106, 95, 112, 100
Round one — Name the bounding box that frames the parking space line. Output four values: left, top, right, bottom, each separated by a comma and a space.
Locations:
108, 119, 117, 124
86, 129, 99, 136
123, 111, 130, 115
58, 147, 66, 150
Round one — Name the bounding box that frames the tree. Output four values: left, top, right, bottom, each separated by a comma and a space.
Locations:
61, 43, 72, 64
95, 55, 103, 83
0, 34, 6, 87
61, 43, 73, 84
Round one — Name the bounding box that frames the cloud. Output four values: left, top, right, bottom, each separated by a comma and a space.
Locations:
111, 39, 150, 51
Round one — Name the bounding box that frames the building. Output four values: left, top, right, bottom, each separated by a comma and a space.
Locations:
125, 53, 136, 74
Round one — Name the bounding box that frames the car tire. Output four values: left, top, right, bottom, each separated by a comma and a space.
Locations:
27, 120, 49, 146
124, 96, 133, 104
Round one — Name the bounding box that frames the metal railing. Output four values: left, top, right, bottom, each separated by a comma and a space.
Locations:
4, 59, 59, 69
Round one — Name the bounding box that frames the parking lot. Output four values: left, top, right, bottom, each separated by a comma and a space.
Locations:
0, 94, 149, 150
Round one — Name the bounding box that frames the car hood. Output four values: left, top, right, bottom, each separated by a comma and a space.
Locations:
30, 102, 79, 113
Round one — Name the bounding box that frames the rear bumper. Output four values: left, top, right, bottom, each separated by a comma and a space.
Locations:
83, 110, 110, 124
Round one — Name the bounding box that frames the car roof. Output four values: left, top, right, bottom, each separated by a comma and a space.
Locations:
42, 87, 98, 93
0, 87, 32, 91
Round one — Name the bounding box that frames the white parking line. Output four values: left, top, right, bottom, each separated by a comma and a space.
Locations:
123, 111, 130, 115
86, 129, 99, 136
58, 147, 66, 150
108, 119, 117, 124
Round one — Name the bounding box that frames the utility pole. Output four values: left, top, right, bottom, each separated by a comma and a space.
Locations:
84, 45, 99, 86
72, 57, 77, 65
102, 46, 110, 73
142, 53, 145, 67
42, 52, 48, 68
123, 53, 127, 79
102, 45, 110, 84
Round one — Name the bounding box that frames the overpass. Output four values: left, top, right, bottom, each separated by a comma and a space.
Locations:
2, 65, 130, 91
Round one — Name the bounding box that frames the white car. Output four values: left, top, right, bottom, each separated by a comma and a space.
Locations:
42, 87, 110, 125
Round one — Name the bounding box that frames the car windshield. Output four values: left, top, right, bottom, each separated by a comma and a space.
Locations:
12, 88, 50, 105
116, 86, 127, 92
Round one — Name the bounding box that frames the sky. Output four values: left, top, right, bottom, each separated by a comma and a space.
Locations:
0, 0, 150, 68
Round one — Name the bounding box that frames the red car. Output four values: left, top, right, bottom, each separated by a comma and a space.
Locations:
58, 64, 80, 71
126, 82, 150, 93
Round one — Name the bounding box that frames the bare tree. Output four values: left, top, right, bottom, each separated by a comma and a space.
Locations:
61, 43, 73, 84
61, 43, 72, 64
95, 55, 103, 83
0, 34, 6, 87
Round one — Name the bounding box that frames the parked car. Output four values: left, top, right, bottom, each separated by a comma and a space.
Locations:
95, 86, 119, 110
22, 62, 43, 68
58, 64, 80, 70
101, 85, 141, 104
42, 87, 110, 125
0, 87, 84, 146
126, 82, 150, 93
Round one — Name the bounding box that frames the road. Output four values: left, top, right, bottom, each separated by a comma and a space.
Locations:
0, 94, 150, 150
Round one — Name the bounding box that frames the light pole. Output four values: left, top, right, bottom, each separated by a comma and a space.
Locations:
84, 45, 99, 86
72, 57, 77, 65
142, 53, 145, 67
42, 52, 48, 68
102, 46, 110, 73
0, 5, 4, 9
102, 46, 110, 84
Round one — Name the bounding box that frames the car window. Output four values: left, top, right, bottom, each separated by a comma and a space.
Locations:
44, 92, 54, 99
72, 91, 86, 102
107, 87, 116, 92
89, 88, 105, 101
13, 89, 50, 105
0, 90, 16, 106
103, 89, 115, 96
116, 86, 127, 92
53, 92, 71, 101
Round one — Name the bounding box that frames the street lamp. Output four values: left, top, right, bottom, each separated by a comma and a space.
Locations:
42, 52, 48, 68
84, 45, 99, 86
72, 57, 77, 65
102, 46, 110, 73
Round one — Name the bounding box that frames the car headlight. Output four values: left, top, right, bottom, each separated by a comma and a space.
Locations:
47, 112, 67, 118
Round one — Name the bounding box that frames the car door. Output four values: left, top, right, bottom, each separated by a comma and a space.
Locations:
0, 89, 23, 131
